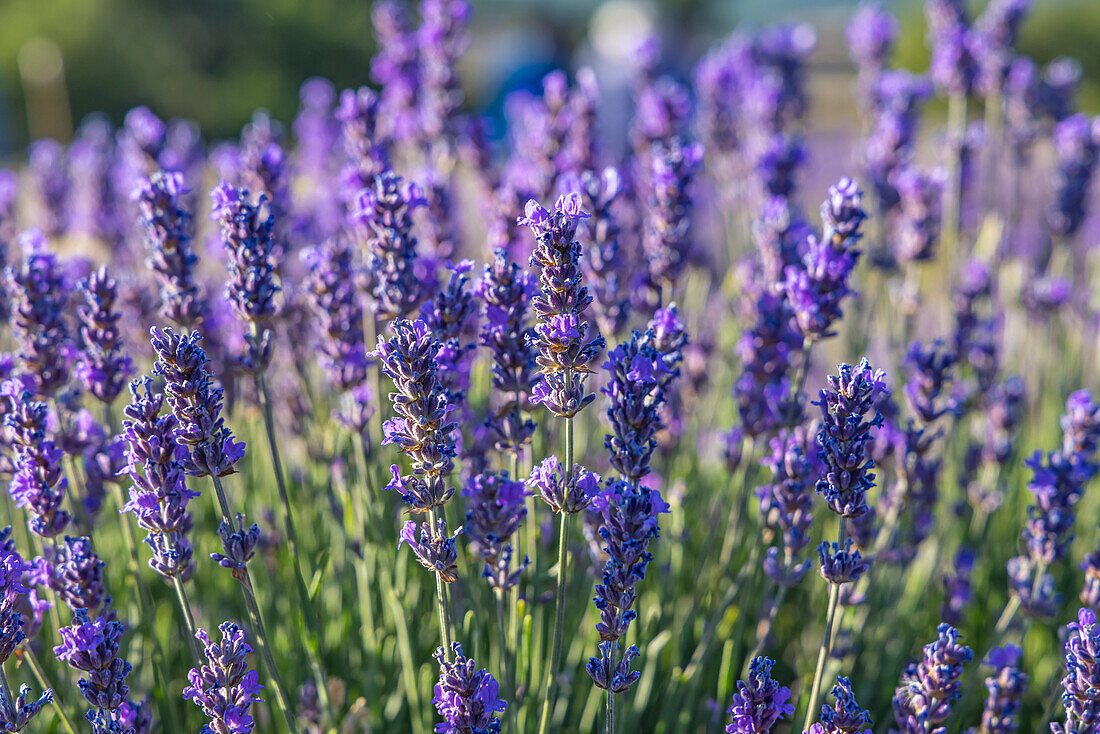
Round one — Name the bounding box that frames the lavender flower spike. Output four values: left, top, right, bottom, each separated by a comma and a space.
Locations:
1, 529, 32, 664
5, 229, 71, 397
149, 326, 244, 478
890, 624, 972, 734
374, 319, 459, 513
183, 622, 265, 734
399, 519, 462, 582
1053, 609, 1100, 734
432, 641, 507, 734
134, 171, 204, 328
977, 645, 1027, 734
0, 684, 53, 732
527, 455, 601, 515
807, 676, 872, 734
54, 609, 132, 722
77, 266, 135, 405
521, 193, 605, 419
815, 358, 887, 518
5, 385, 71, 537
725, 656, 794, 733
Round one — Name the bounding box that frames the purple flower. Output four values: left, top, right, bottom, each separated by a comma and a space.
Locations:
890, 624, 972, 734
420, 259, 479, 405
978, 644, 1027, 734
76, 267, 135, 405
1, 530, 32, 664
398, 519, 461, 583
0, 684, 53, 732
352, 169, 428, 321
48, 536, 106, 614
847, 4, 898, 72
892, 166, 945, 264
210, 182, 282, 372
4, 386, 71, 537
149, 327, 244, 478
973, 0, 1031, 97
5, 230, 72, 397
210, 513, 260, 583
375, 319, 458, 514
1049, 114, 1099, 239
903, 340, 957, 426
336, 86, 387, 210
941, 548, 974, 626
643, 138, 704, 295
302, 241, 370, 394
118, 376, 196, 580
417, 0, 470, 146
527, 455, 601, 514
371, 0, 420, 145
809, 676, 872, 734
817, 539, 868, 585
522, 193, 605, 419
432, 641, 507, 734
479, 248, 539, 453
815, 358, 887, 518
725, 656, 793, 733
54, 609, 132, 715
758, 426, 819, 586
1052, 609, 1100, 734
463, 471, 528, 588
133, 171, 205, 328
183, 622, 264, 734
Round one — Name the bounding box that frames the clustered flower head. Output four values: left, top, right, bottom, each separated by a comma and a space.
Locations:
478, 247, 539, 453
54, 609, 133, 730
527, 454, 601, 515
520, 192, 606, 418
49, 535, 106, 614
815, 358, 887, 519
758, 425, 819, 587
1053, 609, 1100, 734
587, 479, 668, 692
133, 171, 204, 328
432, 641, 507, 734
5, 229, 72, 397
724, 656, 793, 734
211, 513, 260, 583
4, 383, 71, 537
375, 319, 458, 513
399, 518, 462, 582
76, 266, 135, 405
210, 182, 282, 372
119, 376, 197, 579
817, 539, 869, 586
644, 138, 704, 296
352, 169, 428, 321
977, 644, 1027, 734
150, 326, 244, 479
602, 330, 673, 482
420, 258, 479, 404
783, 178, 867, 341
808, 676, 872, 734
890, 624, 972, 734
0, 683, 53, 733
183, 622, 265, 734
1, 528, 32, 664
462, 471, 529, 590
301, 241, 369, 392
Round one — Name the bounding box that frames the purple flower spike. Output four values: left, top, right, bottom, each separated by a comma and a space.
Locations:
432, 641, 507, 734
210, 181, 282, 373
817, 539, 869, 585
149, 327, 244, 479
478, 248, 539, 453
527, 455, 601, 515
48, 536, 106, 614
1049, 113, 1098, 239
119, 376, 197, 580
522, 193, 605, 419
1052, 609, 1100, 734
5, 386, 71, 538
54, 609, 132, 715
725, 656, 794, 733
809, 676, 872, 734
375, 319, 458, 514
6, 229, 72, 398
892, 166, 944, 264
463, 471, 528, 587
133, 171, 205, 328
302, 241, 370, 394
890, 624, 972, 734
211, 513, 260, 582
0, 684, 53, 732
1, 529, 32, 664
586, 641, 641, 694
183, 622, 264, 734
815, 358, 887, 519
644, 138, 703, 295
399, 519, 461, 583
978, 644, 1027, 734
77, 266, 135, 405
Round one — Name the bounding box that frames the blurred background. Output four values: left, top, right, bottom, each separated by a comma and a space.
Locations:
0, 0, 1096, 155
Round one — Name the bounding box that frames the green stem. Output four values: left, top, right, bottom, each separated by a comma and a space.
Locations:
171, 575, 202, 661
212, 475, 299, 734
941, 92, 968, 266
802, 517, 847, 732
19, 649, 80, 734
537, 509, 571, 734
428, 507, 455, 661
496, 588, 518, 733
254, 357, 330, 709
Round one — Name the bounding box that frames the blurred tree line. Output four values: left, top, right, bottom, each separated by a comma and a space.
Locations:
0, 0, 1095, 153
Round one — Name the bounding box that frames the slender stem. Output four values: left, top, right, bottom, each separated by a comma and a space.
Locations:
606, 643, 617, 734
744, 584, 789, 672
428, 508, 455, 661
792, 337, 814, 402
254, 358, 331, 707
212, 475, 299, 734
537, 509, 571, 734
994, 596, 1021, 635
171, 575, 202, 660
0, 665, 12, 712
18, 649, 80, 734
496, 588, 518, 733
802, 517, 847, 732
